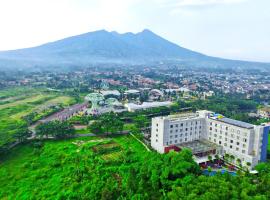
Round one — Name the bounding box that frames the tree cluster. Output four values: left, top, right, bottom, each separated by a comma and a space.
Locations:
36, 120, 75, 139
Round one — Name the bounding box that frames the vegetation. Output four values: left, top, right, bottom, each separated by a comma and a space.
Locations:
89, 112, 124, 135
1, 135, 270, 199
36, 121, 75, 139
0, 87, 76, 151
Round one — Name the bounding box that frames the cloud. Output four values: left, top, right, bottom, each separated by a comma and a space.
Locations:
159, 0, 247, 16
160, 0, 246, 7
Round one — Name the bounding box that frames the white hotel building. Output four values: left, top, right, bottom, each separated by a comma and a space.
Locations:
151, 110, 270, 168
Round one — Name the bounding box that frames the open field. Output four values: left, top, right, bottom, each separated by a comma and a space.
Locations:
0, 87, 76, 147
0, 135, 148, 199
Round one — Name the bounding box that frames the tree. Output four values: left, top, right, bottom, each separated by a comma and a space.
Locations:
36, 120, 75, 139
133, 115, 148, 129
89, 112, 124, 135
13, 128, 31, 142
208, 155, 213, 163
236, 158, 242, 167
230, 155, 235, 163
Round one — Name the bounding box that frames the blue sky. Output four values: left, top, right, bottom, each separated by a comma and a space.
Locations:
0, 0, 269, 62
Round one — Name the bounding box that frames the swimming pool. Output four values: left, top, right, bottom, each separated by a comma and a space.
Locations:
202, 169, 237, 176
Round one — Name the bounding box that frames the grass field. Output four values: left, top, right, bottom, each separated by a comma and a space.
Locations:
0, 135, 148, 199
0, 87, 76, 147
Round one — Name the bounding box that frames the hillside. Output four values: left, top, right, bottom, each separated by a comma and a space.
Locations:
0, 29, 269, 70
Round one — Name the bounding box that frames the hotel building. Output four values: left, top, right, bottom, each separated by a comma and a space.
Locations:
151, 110, 270, 168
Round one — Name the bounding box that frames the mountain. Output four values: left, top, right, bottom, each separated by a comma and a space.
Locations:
0, 29, 269, 70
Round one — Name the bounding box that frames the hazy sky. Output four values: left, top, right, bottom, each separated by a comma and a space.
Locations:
0, 0, 269, 62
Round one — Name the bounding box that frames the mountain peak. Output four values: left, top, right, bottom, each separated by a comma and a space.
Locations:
140, 29, 154, 34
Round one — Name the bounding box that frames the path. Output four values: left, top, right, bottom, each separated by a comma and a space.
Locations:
129, 133, 151, 152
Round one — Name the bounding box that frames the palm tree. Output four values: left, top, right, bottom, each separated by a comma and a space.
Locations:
236, 158, 242, 168
246, 162, 251, 171
208, 155, 213, 163
230, 155, 235, 163
224, 153, 230, 162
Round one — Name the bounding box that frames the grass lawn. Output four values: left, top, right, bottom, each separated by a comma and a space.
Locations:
75, 128, 90, 134
0, 135, 148, 199
0, 87, 76, 147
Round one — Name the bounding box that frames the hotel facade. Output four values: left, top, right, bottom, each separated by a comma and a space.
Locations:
151, 110, 270, 168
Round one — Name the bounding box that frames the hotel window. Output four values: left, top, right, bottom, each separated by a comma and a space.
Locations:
236, 142, 239, 145
243, 138, 247, 142
230, 145, 233, 149
186, 128, 188, 131
219, 141, 222, 145
170, 130, 173, 133
170, 125, 173, 128
224, 143, 227, 146
156, 129, 158, 132
210, 122, 213, 125
185, 133, 188, 136
190, 127, 193, 130
215, 129, 217, 132
156, 134, 158, 137
215, 124, 217, 127
210, 127, 212, 130
166, 142, 168, 145
190, 133, 192, 136
225, 132, 228, 136
237, 136, 240, 140
175, 124, 178, 127
185, 138, 187, 141
181, 123, 183, 126
170, 141, 172, 144
180, 134, 183, 137
225, 138, 227, 141
230, 140, 233, 143
242, 150, 246, 153
226, 127, 228, 130
175, 129, 178, 132
175, 140, 177, 143
219, 136, 222, 139
156, 124, 158, 127
156, 139, 158, 142
196, 121, 198, 125
175, 135, 178, 138
243, 144, 246, 148
170, 136, 173, 139
180, 129, 183, 132
236, 147, 239, 151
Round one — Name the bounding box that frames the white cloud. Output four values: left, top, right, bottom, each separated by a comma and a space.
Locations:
160, 0, 246, 7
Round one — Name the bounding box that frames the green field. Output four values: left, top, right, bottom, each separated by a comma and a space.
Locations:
0, 135, 148, 199
0, 87, 76, 147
